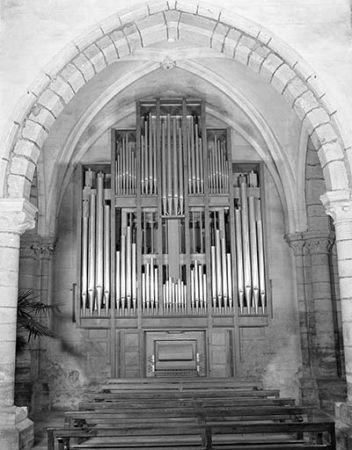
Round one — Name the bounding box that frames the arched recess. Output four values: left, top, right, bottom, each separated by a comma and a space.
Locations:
2, 0, 351, 224
51, 57, 296, 237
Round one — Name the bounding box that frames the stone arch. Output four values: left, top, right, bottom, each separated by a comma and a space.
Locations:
3, 0, 351, 202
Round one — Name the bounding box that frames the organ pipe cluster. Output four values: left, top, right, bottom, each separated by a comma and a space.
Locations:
190, 261, 207, 312
208, 134, 229, 194
210, 211, 233, 312
187, 117, 204, 196
161, 115, 184, 215
116, 213, 137, 314
81, 170, 111, 316
141, 115, 157, 196
162, 274, 187, 314
116, 132, 136, 195
235, 173, 266, 314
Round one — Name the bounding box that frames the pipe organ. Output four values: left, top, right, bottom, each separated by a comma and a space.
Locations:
79, 100, 269, 319
77, 99, 270, 377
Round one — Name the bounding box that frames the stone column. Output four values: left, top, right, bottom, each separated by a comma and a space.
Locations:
321, 193, 352, 406
285, 232, 319, 406
304, 231, 338, 377
0, 198, 37, 450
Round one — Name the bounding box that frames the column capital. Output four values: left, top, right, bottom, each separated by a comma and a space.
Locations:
302, 231, 335, 254
320, 190, 352, 224
0, 198, 37, 234
284, 232, 305, 256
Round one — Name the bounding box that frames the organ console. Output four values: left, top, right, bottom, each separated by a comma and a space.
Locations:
78, 99, 269, 320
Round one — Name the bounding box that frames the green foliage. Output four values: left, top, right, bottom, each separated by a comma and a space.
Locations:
16, 289, 60, 353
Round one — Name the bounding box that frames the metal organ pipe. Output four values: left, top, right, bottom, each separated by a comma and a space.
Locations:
88, 193, 96, 315
81, 198, 89, 314
249, 196, 259, 313
103, 204, 110, 313
95, 173, 104, 315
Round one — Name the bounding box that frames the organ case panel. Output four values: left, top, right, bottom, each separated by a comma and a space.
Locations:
77, 100, 270, 323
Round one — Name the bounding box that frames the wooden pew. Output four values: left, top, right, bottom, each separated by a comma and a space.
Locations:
92, 388, 281, 402
46, 379, 335, 450
204, 421, 336, 450
47, 420, 335, 450
79, 396, 296, 411
100, 378, 263, 393
63, 404, 310, 428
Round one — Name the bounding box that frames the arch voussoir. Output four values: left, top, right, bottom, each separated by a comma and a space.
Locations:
3, 0, 350, 199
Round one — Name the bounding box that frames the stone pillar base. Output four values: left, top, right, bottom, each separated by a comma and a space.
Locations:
335, 402, 352, 450
317, 378, 347, 411
0, 406, 34, 450
300, 377, 320, 407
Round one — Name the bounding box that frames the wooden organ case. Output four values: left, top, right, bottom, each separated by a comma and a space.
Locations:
76, 99, 270, 378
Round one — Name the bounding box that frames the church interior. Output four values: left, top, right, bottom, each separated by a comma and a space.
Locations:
1, 1, 352, 449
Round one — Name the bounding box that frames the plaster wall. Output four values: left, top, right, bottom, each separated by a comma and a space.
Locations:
44, 130, 302, 408
1, 0, 351, 159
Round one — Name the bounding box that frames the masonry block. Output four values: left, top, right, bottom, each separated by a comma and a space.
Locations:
211, 23, 229, 52
136, 11, 165, 31
73, 26, 104, 52
21, 119, 48, 149
59, 63, 86, 93
13, 140, 40, 163
122, 23, 143, 52
49, 76, 75, 105
340, 277, 352, 301
83, 44, 107, 74
140, 23, 168, 47
260, 53, 284, 83
98, 13, 122, 34
147, 1, 169, 15
322, 160, 349, 191
96, 36, 119, 65
318, 141, 345, 168
180, 11, 217, 33
7, 175, 31, 199
37, 89, 64, 119
119, 4, 149, 25
234, 43, 251, 66
335, 240, 352, 263
303, 107, 331, 134
222, 28, 242, 57
28, 105, 55, 133
9, 157, 36, 182
178, 22, 212, 47
109, 30, 130, 58
282, 76, 308, 106
175, 1, 198, 14
309, 122, 338, 149
72, 53, 95, 82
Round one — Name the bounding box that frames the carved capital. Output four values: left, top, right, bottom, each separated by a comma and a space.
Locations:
38, 238, 55, 259
303, 231, 335, 254
284, 232, 305, 256
0, 199, 37, 235
320, 190, 352, 224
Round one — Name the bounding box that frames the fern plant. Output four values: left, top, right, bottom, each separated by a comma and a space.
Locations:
16, 289, 59, 353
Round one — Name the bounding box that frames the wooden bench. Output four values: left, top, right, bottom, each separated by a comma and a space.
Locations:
100, 378, 263, 393
47, 420, 335, 450
79, 396, 296, 411
92, 388, 281, 402
204, 421, 336, 449
46, 379, 335, 450
64, 404, 310, 428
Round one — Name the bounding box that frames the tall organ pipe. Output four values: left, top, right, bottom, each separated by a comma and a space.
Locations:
256, 199, 266, 310
249, 196, 259, 313
81, 199, 89, 313
88, 193, 96, 315
235, 208, 244, 313
240, 178, 252, 308
95, 173, 104, 315
103, 204, 110, 313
